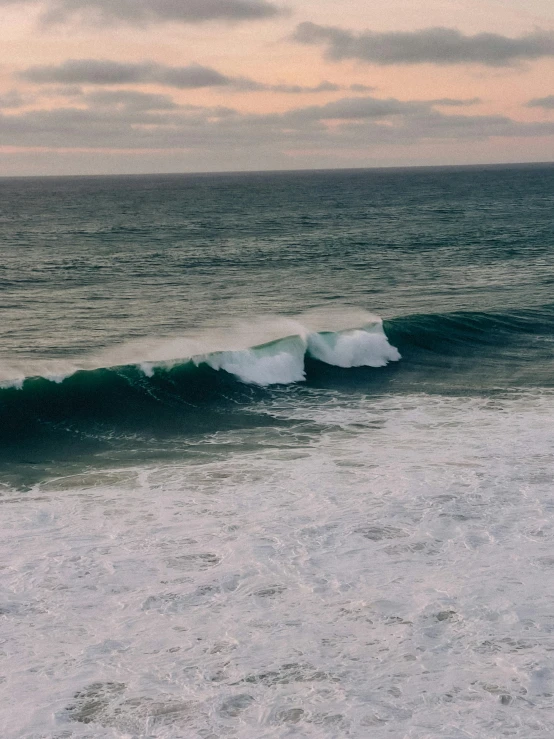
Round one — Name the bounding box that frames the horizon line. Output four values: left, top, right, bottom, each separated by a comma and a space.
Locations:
1, 159, 553, 180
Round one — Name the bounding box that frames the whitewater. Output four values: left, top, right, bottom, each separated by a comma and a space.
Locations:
2, 165, 554, 738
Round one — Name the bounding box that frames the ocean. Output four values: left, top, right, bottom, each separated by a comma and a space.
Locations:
2, 164, 554, 738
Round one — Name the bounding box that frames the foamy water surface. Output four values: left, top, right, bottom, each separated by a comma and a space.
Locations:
3, 389, 554, 738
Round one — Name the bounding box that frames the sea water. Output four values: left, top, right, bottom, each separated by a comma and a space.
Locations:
1, 165, 554, 737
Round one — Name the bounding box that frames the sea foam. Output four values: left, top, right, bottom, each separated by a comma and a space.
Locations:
307, 326, 401, 368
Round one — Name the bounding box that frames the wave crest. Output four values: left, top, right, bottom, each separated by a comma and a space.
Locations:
0, 309, 398, 389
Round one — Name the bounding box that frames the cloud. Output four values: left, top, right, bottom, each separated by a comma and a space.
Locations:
19, 59, 353, 94
527, 95, 554, 108
350, 84, 377, 93
0, 90, 29, 108
83, 89, 181, 110
279, 96, 428, 123
20, 60, 233, 88
292, 22, 554, 67
431, 98, 481, 106
252, 80, 343, 94
262, 82, 373, 94
2, 93, 553, 155
0, 0, 284, 25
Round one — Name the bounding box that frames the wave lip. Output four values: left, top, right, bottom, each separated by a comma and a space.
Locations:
192, 323, 401, 387
198, 335, 309, 386
307, 326, 401, 369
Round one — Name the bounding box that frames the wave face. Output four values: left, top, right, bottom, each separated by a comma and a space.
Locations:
385, 306, 554, 353
383, 306, 554, 389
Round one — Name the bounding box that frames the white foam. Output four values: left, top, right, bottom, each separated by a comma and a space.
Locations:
194, 323, 400, 386
198, 336, 307, 386
307, 324, 401, 368
0, 360, 79, 388
44, 373, 71, 384
139, 362, 155, 378
4, 390, 554, 737
0, 377, 24, 390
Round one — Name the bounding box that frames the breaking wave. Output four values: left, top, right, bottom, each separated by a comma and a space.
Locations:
1, 305, 553, 450
1, 314, 399, 391
0, 312, 399, 444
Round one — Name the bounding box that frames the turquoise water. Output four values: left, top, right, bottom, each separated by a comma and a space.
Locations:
2, 165, 554, 738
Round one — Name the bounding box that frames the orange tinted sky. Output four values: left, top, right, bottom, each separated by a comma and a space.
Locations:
1, 0, 553, 174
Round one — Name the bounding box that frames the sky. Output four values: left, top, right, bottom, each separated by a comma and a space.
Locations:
1, 0, 554, 175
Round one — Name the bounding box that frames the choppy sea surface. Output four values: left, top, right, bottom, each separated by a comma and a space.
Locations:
2, 164, 554, 738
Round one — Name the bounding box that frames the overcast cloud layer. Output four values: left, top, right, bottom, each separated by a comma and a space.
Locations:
2, 92, 553, 156
0, 0, 283, 25
1, 0, 554, 173
293, 23, 554, 67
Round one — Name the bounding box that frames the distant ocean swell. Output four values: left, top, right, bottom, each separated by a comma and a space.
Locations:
1, 307, 553, 444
